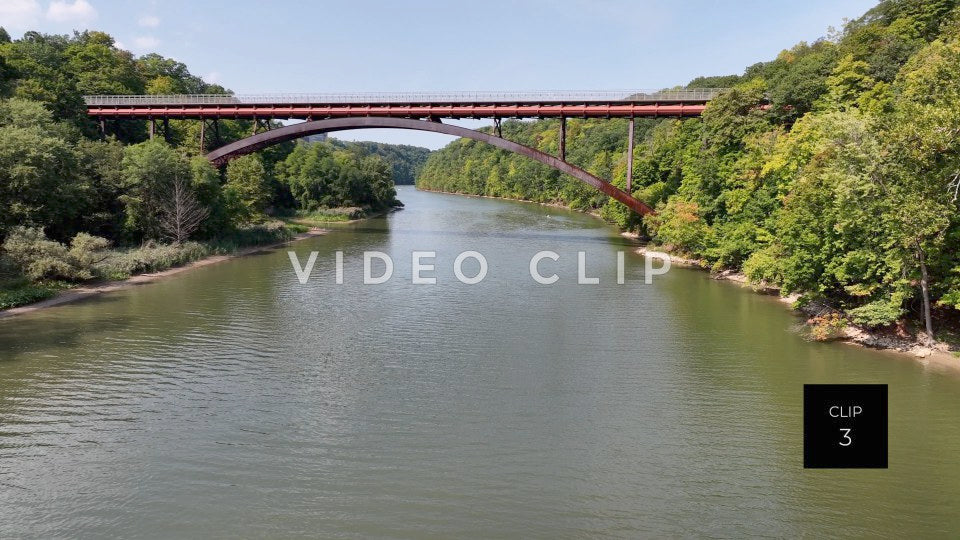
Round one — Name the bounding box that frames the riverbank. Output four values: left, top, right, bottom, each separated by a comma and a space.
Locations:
634, 242, 960, 371
0, 228, 327, 319
416, 187, 601, 216
418, 187, 960, 368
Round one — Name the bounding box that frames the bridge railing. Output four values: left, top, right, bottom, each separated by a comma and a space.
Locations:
83, 89, 728, 106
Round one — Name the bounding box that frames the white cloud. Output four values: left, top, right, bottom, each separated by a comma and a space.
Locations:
0, 0, 41, 32
113, 40, 126, 50
138, 15, 160, 28
133, 35, 160, 50
204, 71, 221, 84
46, 0, 97, 25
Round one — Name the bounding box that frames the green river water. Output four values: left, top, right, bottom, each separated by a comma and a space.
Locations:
1, 185, 959, 538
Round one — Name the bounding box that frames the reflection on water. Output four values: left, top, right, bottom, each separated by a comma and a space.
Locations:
1, 186, 959, 538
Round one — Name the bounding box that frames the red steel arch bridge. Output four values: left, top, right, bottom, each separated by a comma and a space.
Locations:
85, 90, 726, 215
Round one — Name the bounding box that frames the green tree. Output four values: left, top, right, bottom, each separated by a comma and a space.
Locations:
879, 33, 960, 337
225, 154, 270, 222
120, 140, 191, 240
189, 157, 230, 236
0, 99, 85, 239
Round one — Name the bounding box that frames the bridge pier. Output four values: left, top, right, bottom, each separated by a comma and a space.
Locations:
627, 118, 634, 193
559, 117, 566, 161
252, 118, 272, 135
198, 118, 220, 152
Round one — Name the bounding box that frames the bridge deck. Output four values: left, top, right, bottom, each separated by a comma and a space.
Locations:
85, 90, 725, 119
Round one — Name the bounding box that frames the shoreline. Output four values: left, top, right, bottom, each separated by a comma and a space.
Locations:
633, 242, 959, 372
416, 187, 600, 216
285, 205, 401, 227
0, 228, 328, 320
419, 188, 960, 370
6, 185, 956, 371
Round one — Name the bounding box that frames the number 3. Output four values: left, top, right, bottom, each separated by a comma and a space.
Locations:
839, 428, 853, 447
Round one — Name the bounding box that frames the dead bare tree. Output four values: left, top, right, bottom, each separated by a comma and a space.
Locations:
158, 174, 209, 244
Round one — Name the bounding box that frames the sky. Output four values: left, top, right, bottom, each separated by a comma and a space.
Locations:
1, 0, 879, 149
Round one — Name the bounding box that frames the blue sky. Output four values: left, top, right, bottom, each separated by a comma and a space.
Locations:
2, 0, 878, 149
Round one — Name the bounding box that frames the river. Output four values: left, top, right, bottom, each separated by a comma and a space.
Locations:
1, 185, 959, 538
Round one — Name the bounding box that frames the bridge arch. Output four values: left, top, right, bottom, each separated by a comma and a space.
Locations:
205, 117, 654, 215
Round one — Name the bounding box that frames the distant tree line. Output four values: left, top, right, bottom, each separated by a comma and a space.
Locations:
347, 141, 431, 185
418, 0, 960, 338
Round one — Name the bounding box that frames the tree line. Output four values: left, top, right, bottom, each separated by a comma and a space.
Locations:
418, 0, 960, 339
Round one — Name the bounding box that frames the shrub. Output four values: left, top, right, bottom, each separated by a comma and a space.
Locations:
1, 227, 102, 281
847, 296, 906, 327
297, 207, 367, 222
206, 221, 295, 252
69, 232, 111, 269
808, 312, 849, 341
1, 227, 114, 282
100, 242, 210, 277
743, 245, 783, 286
644, 199, 713, 256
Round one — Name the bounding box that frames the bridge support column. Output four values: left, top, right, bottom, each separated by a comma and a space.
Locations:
149, 118, 155, 139
253, 118, 270, 135
251, 118, 271, 135
162, 118, 170, 143
198, 118, 220, 152
559, 117, 566, 161
626, 118, 634, 193
493, 118, 502, 138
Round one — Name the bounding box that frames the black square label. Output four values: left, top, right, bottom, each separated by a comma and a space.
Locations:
804, 384, 887, 468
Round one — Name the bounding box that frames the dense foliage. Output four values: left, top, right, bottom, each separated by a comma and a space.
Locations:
347, 141, 431, 184
418, 0, 960, 338
277, 140, 401, 211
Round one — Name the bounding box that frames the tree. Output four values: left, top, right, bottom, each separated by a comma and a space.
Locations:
158, 174, 209, 243
120, 140, 191, 240
0, 102, 84, 239
879, 34, 960, 338
189, 157, 230, 235
822, 54, 879, 110
275, 141, 400, 211
74, 137, 126, 238
225, 154, 270, 221
64, 31, 143, 97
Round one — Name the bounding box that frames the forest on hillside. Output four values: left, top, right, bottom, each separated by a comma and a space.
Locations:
417, 0, 960, 340
347, 141, 431, 184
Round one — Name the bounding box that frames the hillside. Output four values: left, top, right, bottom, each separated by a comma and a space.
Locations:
417, 0, 960, 339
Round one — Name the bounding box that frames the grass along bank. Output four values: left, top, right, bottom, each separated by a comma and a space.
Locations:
284, 205, 401, 226
0, 221, 311, 313
286, 206, 373, 224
